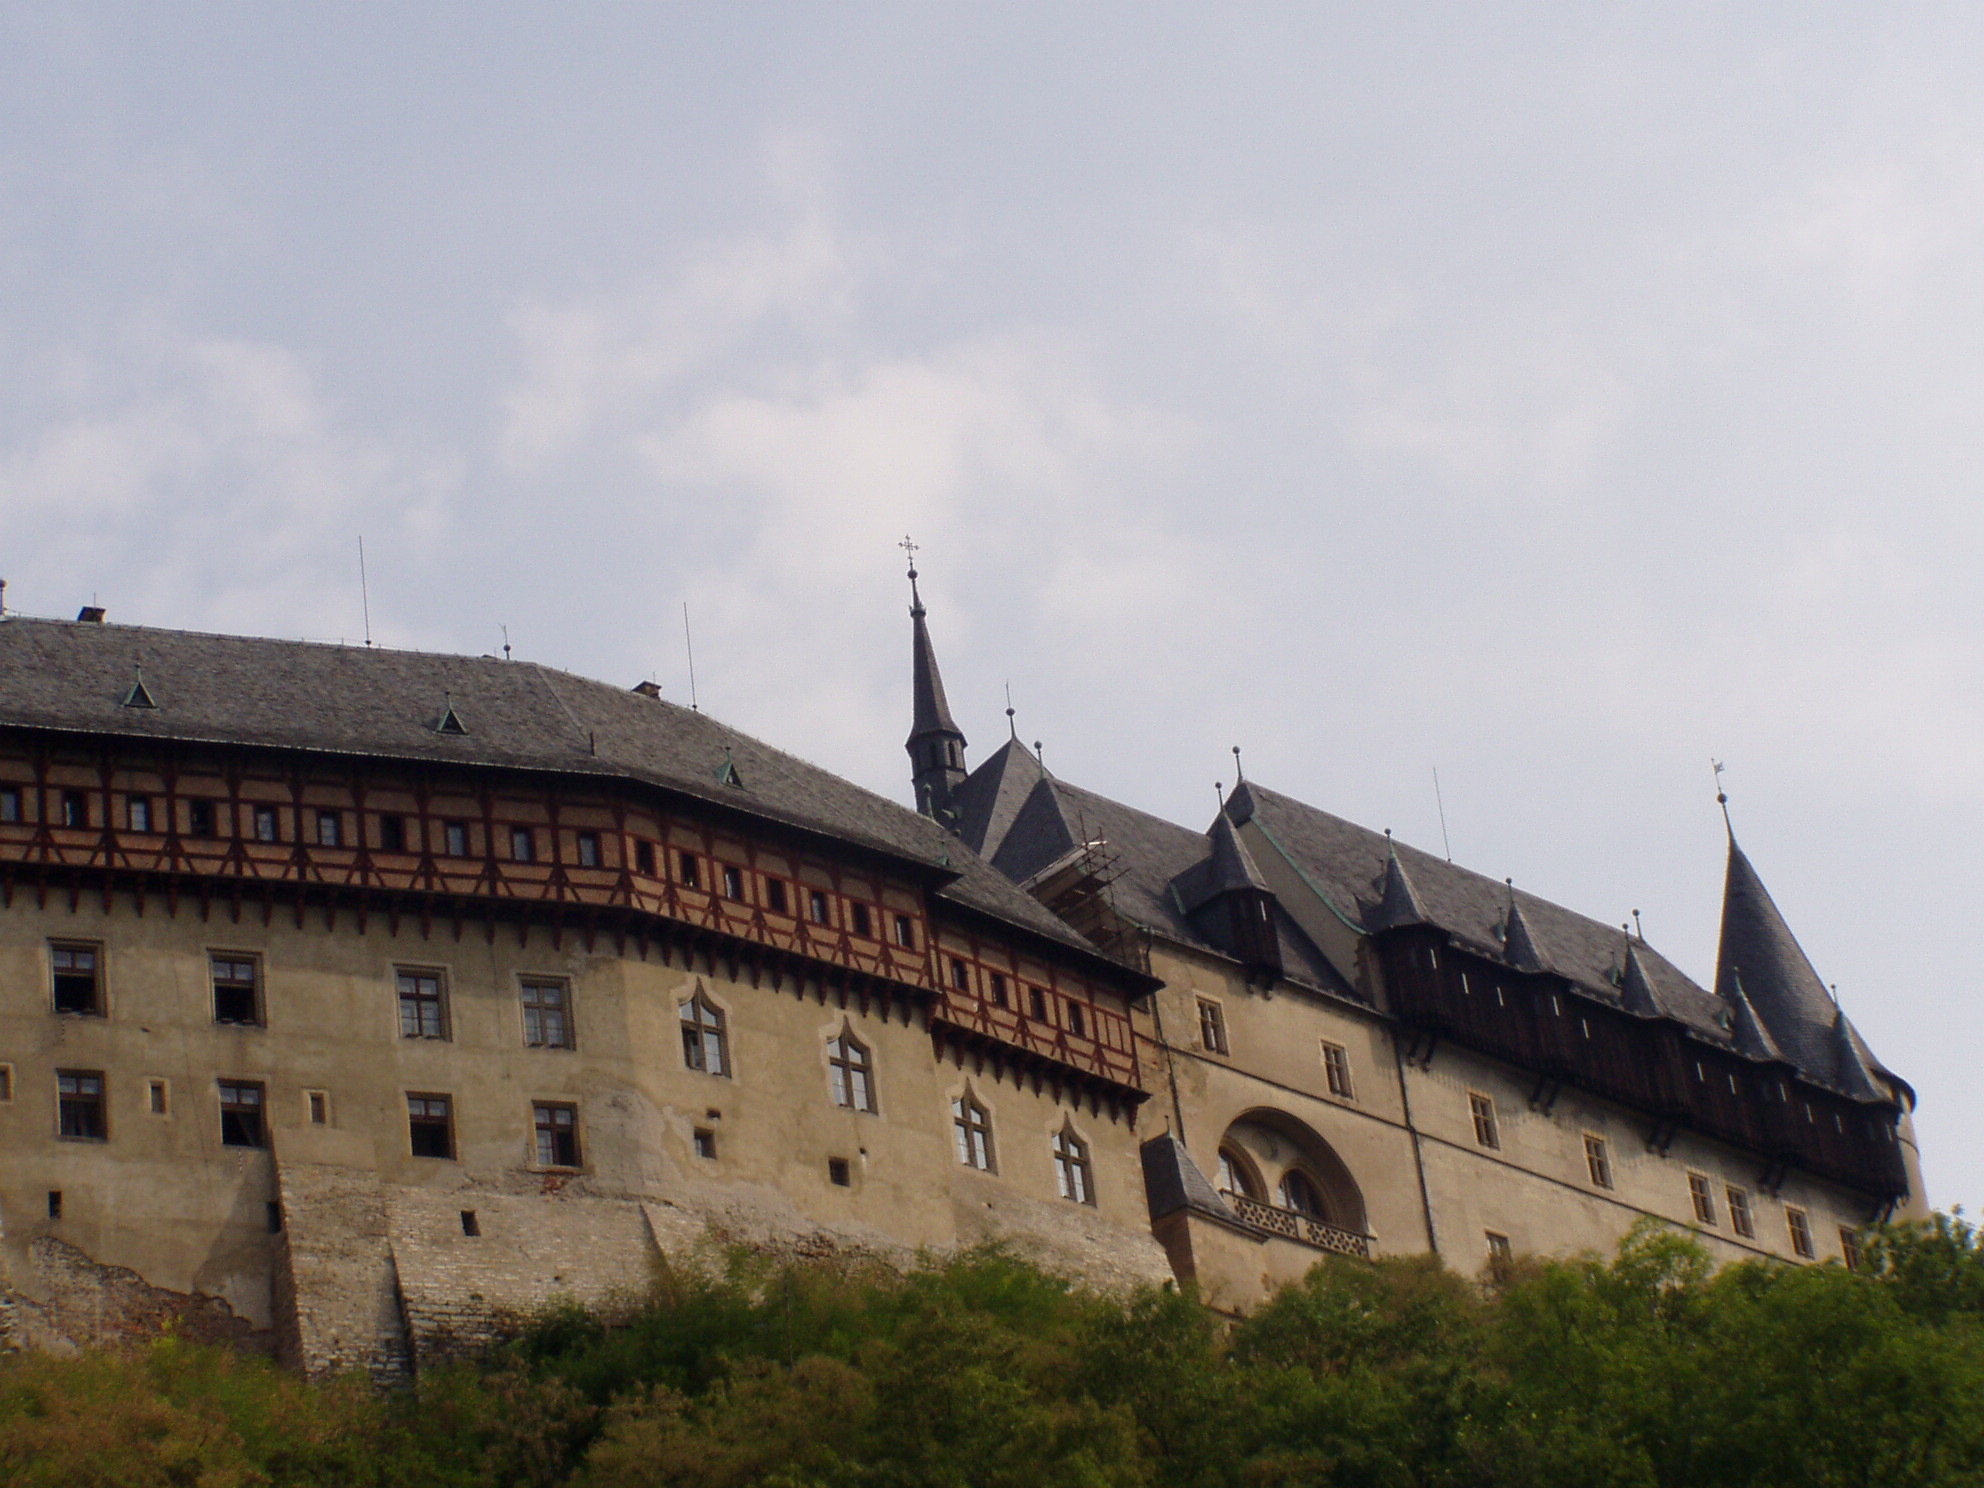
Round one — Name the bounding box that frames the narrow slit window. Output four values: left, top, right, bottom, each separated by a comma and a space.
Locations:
51, 943, 102, 1015
397, 970, 449, 1040
147, 1079, 168, 1115
533, 1102, 581, 1168
306, 1090, 329, 1126
680, 993, 729, 1077
828, 1031, 877, 1112
218, 1081, 266, 1148
521, 979, 574, 1048
0, 1065, 12, 1102
575, 831, 600, 867
407, 1094, 454, 1159
211, 957, 260, 1025
57, 1071, 106, 1140
1469, 1092, 1500, 1150
1053, 1127, 1094, 1205
952, 1093, 994, 1172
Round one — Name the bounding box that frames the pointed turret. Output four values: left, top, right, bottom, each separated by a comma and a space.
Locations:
1713, 833, 1844, 1078
1205, 812, 1271, 898
1501, 891, 1547, 974
1174, 807, 1282, 983
1369, 834, 1431, 930
903, 556, 968, 825
1830, 1006, 1885, 1101
1619, 943, 1662, 1017
1724, 970, 1787, 1062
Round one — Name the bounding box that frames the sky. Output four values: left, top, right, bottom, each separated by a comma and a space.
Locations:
2, 6, 1979, 1212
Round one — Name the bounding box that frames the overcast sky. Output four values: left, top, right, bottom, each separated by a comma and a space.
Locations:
3, 6, 1980, 1213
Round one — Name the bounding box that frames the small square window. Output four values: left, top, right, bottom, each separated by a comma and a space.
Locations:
634, 839, 656, 875
398, 970, 449, 1040
0, 787, 19, 823
678, 852, 701, 888
378, 814, 407, 853
850, 903, 872, 939
1584, 1134, 1613, 1189
306, 1089, 330, 1126
253, 805, 279, 843
212, 957, 261, 1025
1197, 1000, 1228, 1054
1787, 1207, 1815, 1259
316, 810, 341, 847
147, 1078, 168, 1115
534, 1102, 581, 1168
444, 821, 469, 856
1728, 1186, 1755, 1239
219, 1081, 266, 1148
57, 1070, 106, 1140
1469, 1092, 1500, 1150
692, 1126, 717, 1160
764, 878, 787, 914
128, 796, 152, 833
408, 1094, 455, 1159
722, 864, 744, 900
521, 979, 574, 1049
808, 889, 831, 924
576, 832, 601, 868
827, 1156, 852, 1187
1322, 1041, 1354, 1099
61, 791, 89, 829
51, 943, 102, 1016
1688, 1171, 1718, 1226
894, 914, 915, 948
511, 827, 534, 862
187, 799, 215, 837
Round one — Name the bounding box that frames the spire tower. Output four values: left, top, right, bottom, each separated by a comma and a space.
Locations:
901, 538, 969, 825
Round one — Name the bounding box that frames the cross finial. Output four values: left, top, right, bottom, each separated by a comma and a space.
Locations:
1005, 682, 1017, 740
900, 535, 923, 614
1711, 758, 1732, 832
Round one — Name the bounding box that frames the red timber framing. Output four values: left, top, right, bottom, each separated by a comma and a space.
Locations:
0, 734, 1147, 1108
1374, 926, 1908, 1203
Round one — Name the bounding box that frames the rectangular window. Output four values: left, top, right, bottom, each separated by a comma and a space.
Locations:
1067, 1001, 1086, 1037
1787, 1207, 1815, 1259
575, 832, 600, 868
306, 1090, 330, 1126
1728, 1187, 1755, 1238
1485, 1230, 1513, 1273
521, 979, 574, 1049
253, 805, 279, 843
0, 1065, 11, 1102
1054, 1129, 1094, 1204
444, 821, 469, 856
722, 864, 744, 900
692, 1127, 717, 1160
1469, 1092, 1500, 1150
378, 814, 407, 853
397, 970, 448, 1040
1322, 1041, 1354, 1098
1582, 1134, 1614, 1189
678, 851, 701, 888
218, 1081, 266, 1148
808, 889, 830, 924
950, 958, 971, 993
680, 995, 729, 1077
61, 790, 88, 829
634, 839, 656, 875
952, 1095, 994, 1172
510, 827, 534, 862
850, 903, 872, 939
47, 1191, 62, 1220
211, 957, 261, 1025
128, 796, 152, 833
316, 810, 341, 847
57, 1071, 106, 1140
828, 1156, 852, 1187
533, 1103, 581, 1168
0, 787, 19, 822
828, 1033, 876, 1112
51, 943, 103, 1015
187, 799, 215, 837
987, 972, 1008, 1008
764, 878, 787, 914
1197, 999, 1228, 1053
894, 914, 915, 948
1028, 985, 1049, 1023
147, 1078, 168, 1115
460, 1209, 480, 1236
407, 1094, 454, 1159
1839, 1226, 1863, 1272
1688, 1171, 1719, 1226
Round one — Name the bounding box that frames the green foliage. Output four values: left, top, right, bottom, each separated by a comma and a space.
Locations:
6, 1220, 1984, 1486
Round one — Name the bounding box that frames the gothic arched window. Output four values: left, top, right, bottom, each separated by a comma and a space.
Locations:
828, 1030, 876, 1112
952, 1093, 994, 1172
1279, 1169, 1324, 1217
680, 992, 729, 1077
1053, 1127, 1094, 1205
1216, 1146, 1262, 1201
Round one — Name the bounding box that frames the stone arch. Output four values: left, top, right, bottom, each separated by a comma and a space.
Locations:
1217, 1108, 1367, 1233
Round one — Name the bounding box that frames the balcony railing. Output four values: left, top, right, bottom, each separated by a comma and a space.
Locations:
1222, 1191, 1372, 1258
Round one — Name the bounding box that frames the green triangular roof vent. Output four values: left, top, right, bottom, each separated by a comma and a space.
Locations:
435, 692, 468, 736
121, 666, 158, 710
715, 747, 744, 788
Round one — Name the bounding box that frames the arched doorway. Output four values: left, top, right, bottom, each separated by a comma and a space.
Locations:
1215, 1108, 1367, 1235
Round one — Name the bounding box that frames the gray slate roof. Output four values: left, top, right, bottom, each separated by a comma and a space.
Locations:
0, 616, 1105, 964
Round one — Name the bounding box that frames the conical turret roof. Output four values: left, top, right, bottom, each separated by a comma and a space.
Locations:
1619, 943, 1662, 1017
1501, 893, 1547, 974
1830, 1006, 1885, 1101
1369, 837, 1432, 930
1714, 835, 1844, 1076
906, 579, 964, 747
1724, 970, 1787, 1062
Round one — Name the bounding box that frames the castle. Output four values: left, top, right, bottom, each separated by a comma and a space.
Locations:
0, 574, 1923, 1376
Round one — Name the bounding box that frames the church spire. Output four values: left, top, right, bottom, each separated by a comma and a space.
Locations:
901, 538, 968, 825
1713, 830, 1844, 1079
